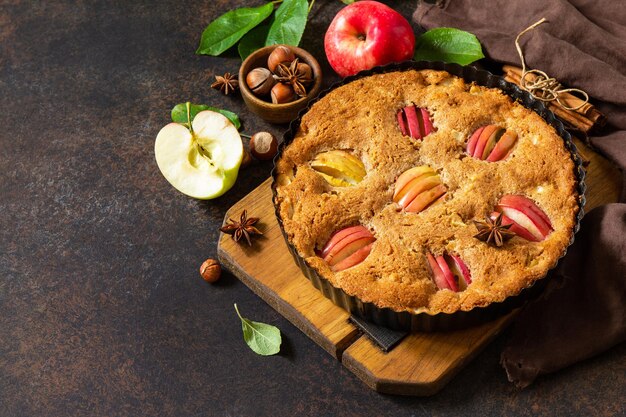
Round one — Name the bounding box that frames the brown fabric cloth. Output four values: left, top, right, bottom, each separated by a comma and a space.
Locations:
414, 0, 626, 387
501, 204, 626, 387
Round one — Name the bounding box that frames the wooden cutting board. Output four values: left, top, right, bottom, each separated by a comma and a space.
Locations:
217, 138, 620, 396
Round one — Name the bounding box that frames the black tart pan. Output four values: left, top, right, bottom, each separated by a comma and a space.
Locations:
271, 61, 586, 332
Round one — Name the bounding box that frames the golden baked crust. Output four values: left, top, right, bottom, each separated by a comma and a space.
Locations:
274, 69, 579, 314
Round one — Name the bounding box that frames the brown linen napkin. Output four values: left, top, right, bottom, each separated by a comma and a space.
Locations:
414, 0, 626, 387
501, 204, 626, 387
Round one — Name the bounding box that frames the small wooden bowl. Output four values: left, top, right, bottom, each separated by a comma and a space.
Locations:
239, 44, 323, 124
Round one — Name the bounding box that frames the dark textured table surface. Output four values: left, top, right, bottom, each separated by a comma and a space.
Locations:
1, 1, 624, 416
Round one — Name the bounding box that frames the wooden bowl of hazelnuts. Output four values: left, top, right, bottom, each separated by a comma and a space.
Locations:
239, 44, 322, 124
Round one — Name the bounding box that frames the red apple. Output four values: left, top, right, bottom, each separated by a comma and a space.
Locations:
397, 105, 435, 140
393, 165, 446, 213
324, 1, 415, 77
320, 225, 376, 271
448, 255, 472, 289
435, 255, 459, 292
495, 195, 553, 241
332, 242, 374, 272
467, 125, 518, 162
466, 126, 484, 156
489, 211, 537, 241
486, 131, 517, 162
321, 225, 366, 258
426, 253, 451, 291
427, 253, 471, 291
472, 125, 499, 160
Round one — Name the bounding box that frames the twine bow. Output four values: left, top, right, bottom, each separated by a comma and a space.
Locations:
515, 18, 589, 111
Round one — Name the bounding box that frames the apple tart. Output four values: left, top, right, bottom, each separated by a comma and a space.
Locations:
272, 63, 584, 330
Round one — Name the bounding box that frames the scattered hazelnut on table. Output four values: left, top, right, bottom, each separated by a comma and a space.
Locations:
240, 149, 253, 168
200, 258, 221, 283
250, 132, 278, 160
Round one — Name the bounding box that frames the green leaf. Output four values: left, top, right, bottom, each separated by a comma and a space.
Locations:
208, 108, 241, 130
171, 103, 241, 130
414, 28, 484, 66
238, 24, 271, 60
265, 0, 309, 47
235, 304, 282, 356
197, 3, 274, 56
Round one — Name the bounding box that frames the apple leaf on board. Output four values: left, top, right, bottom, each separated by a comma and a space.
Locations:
234, 304, 282, 356
196, 3, 274, 56
265, 0, 309, 47
238, 23, 272, 60
171, 103, 241, 130
414, 28, 484, 66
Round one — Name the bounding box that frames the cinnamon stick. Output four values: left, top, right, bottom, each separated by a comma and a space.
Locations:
504, 72, 592, 131
503, 65, 605, 133
503, 65, 593, 116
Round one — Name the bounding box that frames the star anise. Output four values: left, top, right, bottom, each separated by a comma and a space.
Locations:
473, 212, 516, 247
220, 210, 262, 246
274, 58, 311, 97
211, 72, 239, 95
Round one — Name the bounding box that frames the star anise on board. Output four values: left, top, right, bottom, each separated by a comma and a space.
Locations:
473, 212, 516, 247
274, 58, 311, 97
220, 210, 262, 246
211, 72, 239, 95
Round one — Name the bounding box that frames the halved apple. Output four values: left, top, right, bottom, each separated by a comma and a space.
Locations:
393, 165, 446, 213
495, 195, 553, 241
310, 150, 366, 187
155, 111, 243, 199
466, 125, 518, 162
397, 105, 436, 140
320, 225, 375, 272
426, 252, 472, 291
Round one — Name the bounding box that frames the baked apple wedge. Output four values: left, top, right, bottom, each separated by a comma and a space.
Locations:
467, 125, 518, 161
310, 150, 366, 187
320, 225, 376, 272
426, 253, 472, 292
393, 165, 446, 213
397, 105, 435, 140
495, 195, 553, 241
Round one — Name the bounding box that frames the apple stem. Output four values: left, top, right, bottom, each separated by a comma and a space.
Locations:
185, 101, 194, 135
308, 0, 315, 14
240, 133, 252, 139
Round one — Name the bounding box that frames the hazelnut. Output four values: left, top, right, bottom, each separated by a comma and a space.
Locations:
241, 149, 253, 168
271, 82, 295, 104
267, 45, 296, 72
246, 67, 275, 96
200, 258, 221, 283
295, 62, 313, 85
250, 132, 278, 161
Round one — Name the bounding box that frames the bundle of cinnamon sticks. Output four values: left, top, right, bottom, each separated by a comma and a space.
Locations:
503, 65, 606, 133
